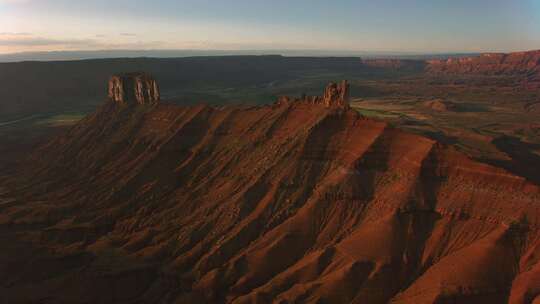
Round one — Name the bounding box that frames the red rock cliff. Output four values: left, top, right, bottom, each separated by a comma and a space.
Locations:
322, 80, 350, 107
108, 72, 160, 105
426, 50, 540, 75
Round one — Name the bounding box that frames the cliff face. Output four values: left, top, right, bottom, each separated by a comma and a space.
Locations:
426, 50, 540, 89
1, 79, 540, 303
108, 73, 160, 105
426, 50, 540, 76
322, 80, 350, 107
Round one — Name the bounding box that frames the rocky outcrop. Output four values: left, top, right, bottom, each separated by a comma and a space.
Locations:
423, 99, 457, 112
322, 80, 350, 107
108, 73, 160, 105
277, 80, 350, 108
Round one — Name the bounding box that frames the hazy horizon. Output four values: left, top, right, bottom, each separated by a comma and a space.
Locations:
1, 0, 539, 56
0, 48, 491, 63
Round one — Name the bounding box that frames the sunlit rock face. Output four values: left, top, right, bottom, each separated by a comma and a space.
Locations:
426, 50, 540, 75
322, 80, 350, 108
108, 73, 160, 105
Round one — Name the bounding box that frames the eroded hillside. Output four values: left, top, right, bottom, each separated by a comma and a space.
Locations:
1, 75, 540, 303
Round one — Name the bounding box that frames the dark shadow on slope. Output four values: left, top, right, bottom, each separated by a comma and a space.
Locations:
484, 135, 540, 185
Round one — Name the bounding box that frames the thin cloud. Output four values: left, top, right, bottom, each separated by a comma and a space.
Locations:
0, 34, 167, 53
0, 32, 32, 36
120, 33, 137, 37
0, 0, 34, 3
0, 37, 98, 46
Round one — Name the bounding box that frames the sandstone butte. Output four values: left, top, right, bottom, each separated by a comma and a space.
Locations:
1, 73, 540, 304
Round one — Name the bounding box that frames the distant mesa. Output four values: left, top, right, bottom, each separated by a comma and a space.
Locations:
362, 59, 406, 69
426, 50, 540, 76
424, 50, 540, 90
361, 58, 426, 71
108, 72, 160, 105
278, 80, 350, 108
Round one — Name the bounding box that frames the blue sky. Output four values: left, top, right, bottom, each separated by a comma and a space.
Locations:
0, 0, 539, 54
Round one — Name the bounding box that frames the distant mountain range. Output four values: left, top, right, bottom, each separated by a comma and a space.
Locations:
0, 49, 480, 63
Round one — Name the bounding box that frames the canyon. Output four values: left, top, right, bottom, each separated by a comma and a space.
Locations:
1, 74, 539, 303
1, 50, 539, 124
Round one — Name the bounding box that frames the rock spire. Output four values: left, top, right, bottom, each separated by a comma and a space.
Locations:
322, 80, 350, 108
276, 80, 350, 108
108, 73, 160, 105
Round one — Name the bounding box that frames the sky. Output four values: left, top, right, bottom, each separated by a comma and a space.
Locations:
1, 0, 539, 55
